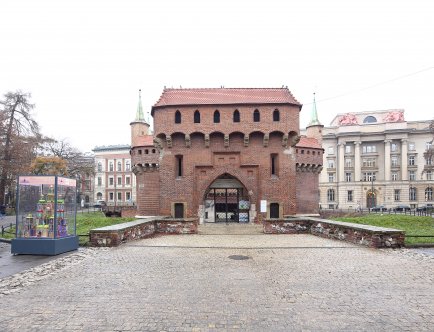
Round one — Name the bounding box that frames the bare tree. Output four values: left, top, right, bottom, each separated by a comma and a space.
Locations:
0, 91, 41, 205
41, 138, 95, 177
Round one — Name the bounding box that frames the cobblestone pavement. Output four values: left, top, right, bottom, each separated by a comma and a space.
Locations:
0, 234, 433, 331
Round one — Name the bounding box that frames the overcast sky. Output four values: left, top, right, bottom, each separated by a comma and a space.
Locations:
1, 0, 433, 153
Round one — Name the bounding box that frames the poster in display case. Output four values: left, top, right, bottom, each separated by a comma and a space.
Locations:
11, 175, 79, 255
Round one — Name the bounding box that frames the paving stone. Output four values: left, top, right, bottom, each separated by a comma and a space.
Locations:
0, 234, 433, 331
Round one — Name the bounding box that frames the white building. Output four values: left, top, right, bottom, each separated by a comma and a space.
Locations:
93, 145, 136, 206
319, 110, 433, 210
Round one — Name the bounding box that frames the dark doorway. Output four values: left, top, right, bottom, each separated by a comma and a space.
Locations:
270, 203, 280, 218
206, 188, 249, 223
174, 203, 184, 218
366, 191, 376, 209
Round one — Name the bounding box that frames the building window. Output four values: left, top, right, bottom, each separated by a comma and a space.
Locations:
427, 156, 433, 166
363, 158, 376, 168
391, 156, 399, 167
213, 110, 220, 123
392, 172, 398, 181
117, 161, 122, 172
345, 158, 352, 168
345, 172, 352, 182
408, 155, 415, 166
327, 159, 335, 168
345, 145, 352, 154
97, 177, 102, 186
391, 143, 398, 152
117, 177, 122, 186
145, 149, 149, 154
109, 192, 114, 201
273, 109, 280, 122
363, 116, 377, 123
328, 173, 335, 183
175, 155, 183, 177
125, 176, 131, 185
97, 162, 102, 172
109, 177, 114, 186
426, 142, 433, 150
427, 171, 432, 180
270, 203, 280, 218
362, 145, 377, 153
363, 172, 376, 181
347, 190, 353, 202
409, 170, 416, 181
270, 154, 278, 176
138, 149, 142, 155
97, 192, 103, 200
409, 187, 417, 201
408, 143, 416, 151
109, 162, 114, 172
117, 192, 122, 201
253, 109, 260, 122
233, 110, 240, 122
426, 187, 433, 201
126, 161, 131, 171
194, 110, 200, 123
394, 189, 400, 201
175, 110, 181, 124
126, 192, 131, 201
328, 147, 334, 155
327, 189, 335, 202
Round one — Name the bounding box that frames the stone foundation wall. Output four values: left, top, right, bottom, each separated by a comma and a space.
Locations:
90, 217, 198, 247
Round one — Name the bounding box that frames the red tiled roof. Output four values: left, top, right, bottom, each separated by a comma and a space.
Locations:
135, 135, 154, 147
296, 136, 322, 149
152, 88, 301, 113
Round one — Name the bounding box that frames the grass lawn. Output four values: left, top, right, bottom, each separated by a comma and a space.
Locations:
331, 214, 434, 245
1, 212, 136, 246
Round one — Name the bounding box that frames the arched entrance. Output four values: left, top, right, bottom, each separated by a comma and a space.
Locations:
366, 190, 376, 208
203, 173, 250, 223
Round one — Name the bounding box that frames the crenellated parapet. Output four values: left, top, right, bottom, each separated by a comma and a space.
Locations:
132, 163, 160, 175
296, 163, 323, 173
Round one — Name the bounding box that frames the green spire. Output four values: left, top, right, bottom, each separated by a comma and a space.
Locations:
135, 89, 145, 121
308, 92, 321, 126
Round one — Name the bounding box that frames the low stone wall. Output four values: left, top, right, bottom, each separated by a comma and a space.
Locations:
263, 219, 310, 234
90, 217, 198, 247
309, 218, 405, 248
264, 217, 405, 248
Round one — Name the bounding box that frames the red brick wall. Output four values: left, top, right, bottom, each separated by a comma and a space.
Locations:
131, 102, 317, 219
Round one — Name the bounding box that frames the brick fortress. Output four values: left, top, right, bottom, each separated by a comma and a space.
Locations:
130, 88, 323, 223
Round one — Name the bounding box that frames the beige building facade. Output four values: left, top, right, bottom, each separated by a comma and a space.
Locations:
319, 110, 433, 210
93, 145, 137, 206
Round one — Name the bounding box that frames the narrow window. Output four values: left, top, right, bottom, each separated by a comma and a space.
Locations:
176, 155, 183, 177
271, 154, 278, 176
145, 149, 149, 154
97, 162, 102, 172
117, 177, 122, 185
233, 110, 240, 122
270, 203, 280, 218
347, 190, 353, 202
117, 161, 122, 171
253, 109, 260, 122
117, 192, 122, 201
327, 189, 335, 201
126, 192, 131, 201
109, 162, 114, 172
194, 110, 200, 123
214, 110, 220, 123
175, 110, 181, 124
109, 192, 114, 201
273, 109, 280, 121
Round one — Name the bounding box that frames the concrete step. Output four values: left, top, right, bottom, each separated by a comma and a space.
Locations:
198, 223, 263, 235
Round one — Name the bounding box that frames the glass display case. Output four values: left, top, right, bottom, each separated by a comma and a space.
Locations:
11, 175, 79, 255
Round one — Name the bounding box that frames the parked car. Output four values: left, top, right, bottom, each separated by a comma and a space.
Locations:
93, 200, 106, 208
393, 205, 411, 212
371, 205, 388, 212
416, 205, 433, 212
